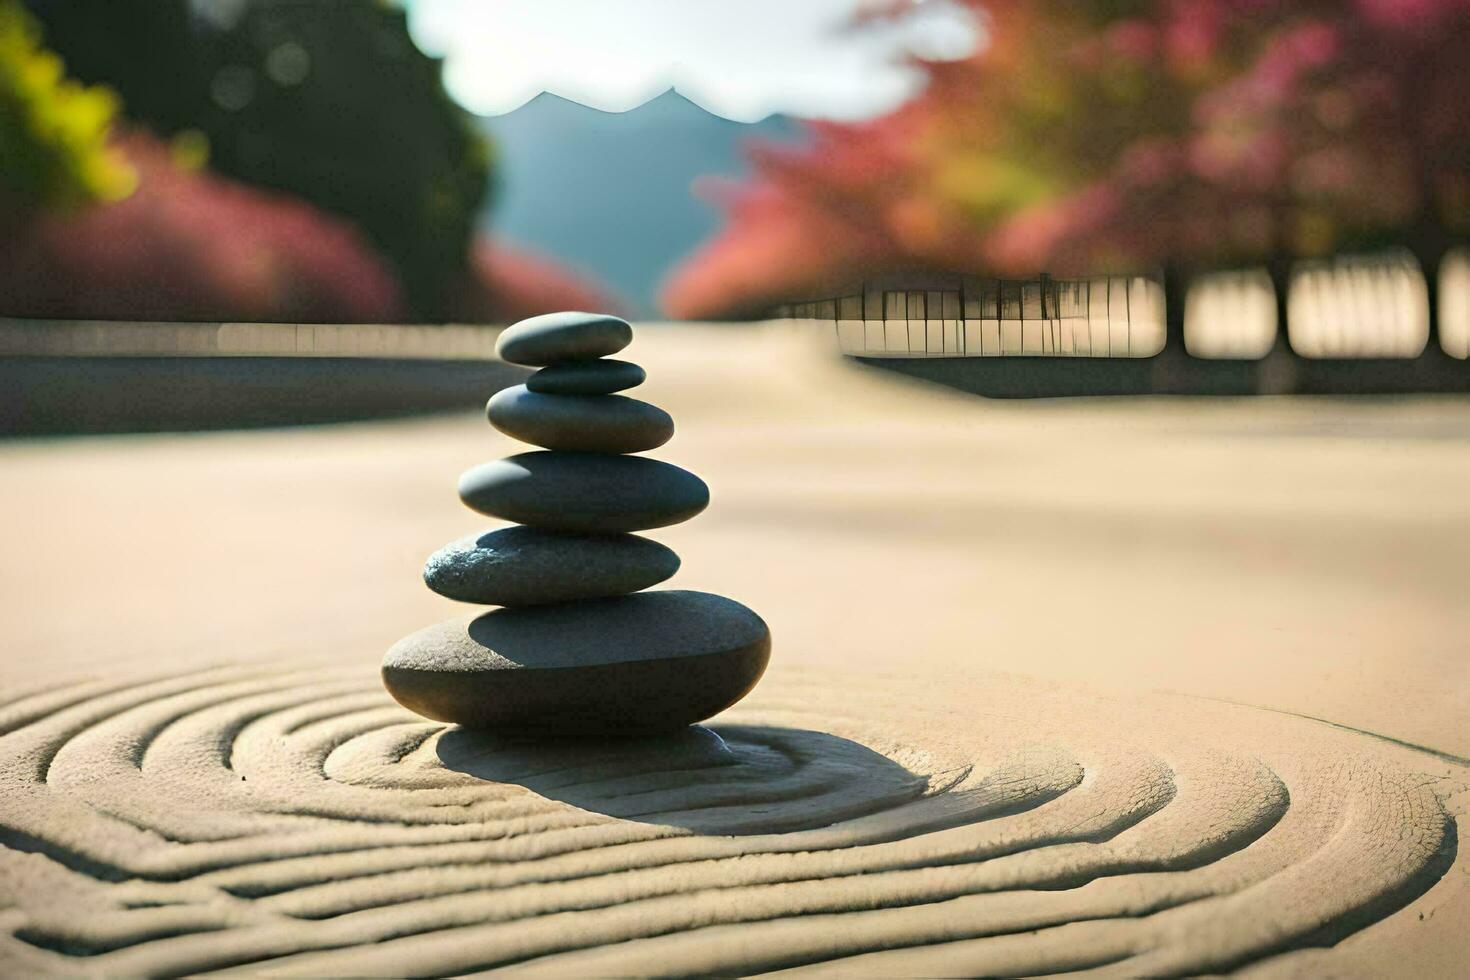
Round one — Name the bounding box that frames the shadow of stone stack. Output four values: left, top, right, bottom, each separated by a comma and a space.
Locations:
382, 312, 771, 735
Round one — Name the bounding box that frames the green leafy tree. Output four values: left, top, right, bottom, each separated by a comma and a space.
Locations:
28, 0, 491, 319
0, 0, 133, 213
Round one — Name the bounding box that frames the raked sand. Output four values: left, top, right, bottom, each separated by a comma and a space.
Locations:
1, 323, 1467, 976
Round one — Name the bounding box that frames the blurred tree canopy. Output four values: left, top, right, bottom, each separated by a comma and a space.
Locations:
0, 0, 133, 212
25, 0, 492, 319
664, 0, 1470, 333
0, 130, 407, 322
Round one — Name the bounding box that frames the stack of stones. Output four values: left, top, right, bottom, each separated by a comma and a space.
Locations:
382, 312, 771, 736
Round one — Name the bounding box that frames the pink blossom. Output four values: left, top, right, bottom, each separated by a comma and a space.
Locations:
1107, 20, 1160, 62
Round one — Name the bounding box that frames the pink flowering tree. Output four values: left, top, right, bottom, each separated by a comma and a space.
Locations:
664, 0, 1470, 348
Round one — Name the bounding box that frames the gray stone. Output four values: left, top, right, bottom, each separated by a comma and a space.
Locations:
424, 526, 679, 606
459, 451, 708, 532
495, 312, 632, 367
526, 358, 646, 395
382, 590, 771, 733
486, 385, 673, 454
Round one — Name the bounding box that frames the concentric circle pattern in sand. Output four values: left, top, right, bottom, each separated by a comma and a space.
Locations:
0, 664, 1462, 977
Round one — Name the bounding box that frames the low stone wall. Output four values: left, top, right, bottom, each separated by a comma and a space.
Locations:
0, 356, 528, 434
859, 350, 1470, 398
0, 320, 530, 435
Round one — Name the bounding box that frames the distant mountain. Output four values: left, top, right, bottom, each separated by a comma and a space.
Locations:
478, 90, 796, 318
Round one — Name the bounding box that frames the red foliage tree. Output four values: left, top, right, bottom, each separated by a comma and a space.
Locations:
0, 131, 403, 322
0, 130, 618, 325
663, 0, 1470, 332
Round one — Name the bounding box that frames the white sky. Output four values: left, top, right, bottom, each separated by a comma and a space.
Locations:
403, 0, 978, 121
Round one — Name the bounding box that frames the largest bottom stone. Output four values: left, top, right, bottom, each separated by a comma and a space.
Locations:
383, 590, 770, 734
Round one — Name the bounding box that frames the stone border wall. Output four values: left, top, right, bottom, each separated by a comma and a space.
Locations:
0, 321, 527, 435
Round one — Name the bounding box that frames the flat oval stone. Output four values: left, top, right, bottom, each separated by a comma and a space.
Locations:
496, 312, 632, 367
459, 451, 708, 532
382, 590, 771, 733
526, 359, 645, 395
487, 385, 673, 454
423, 526, 679, 606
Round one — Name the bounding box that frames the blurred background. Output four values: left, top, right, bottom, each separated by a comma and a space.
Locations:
3, 0, 1469, 409
0, 0, 973, 322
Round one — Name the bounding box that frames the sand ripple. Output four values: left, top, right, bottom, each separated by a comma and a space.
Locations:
0, 665, 1460, 977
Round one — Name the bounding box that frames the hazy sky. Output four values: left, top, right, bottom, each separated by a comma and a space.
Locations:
403, 0, 978, 121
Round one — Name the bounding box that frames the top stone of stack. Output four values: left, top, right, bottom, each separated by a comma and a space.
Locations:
495, 311, 634, 367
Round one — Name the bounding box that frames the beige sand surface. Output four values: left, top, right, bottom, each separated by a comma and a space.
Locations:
1, 323, 1467, 975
